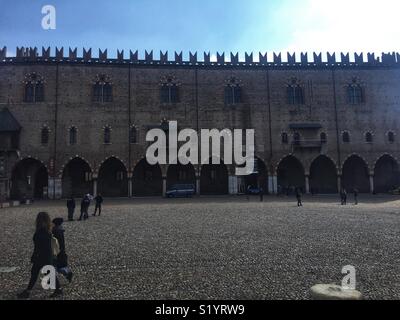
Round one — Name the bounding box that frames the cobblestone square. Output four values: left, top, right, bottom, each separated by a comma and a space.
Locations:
0, 195, 399, 300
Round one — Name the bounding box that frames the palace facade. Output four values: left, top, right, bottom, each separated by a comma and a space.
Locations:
0, 47, 399, 199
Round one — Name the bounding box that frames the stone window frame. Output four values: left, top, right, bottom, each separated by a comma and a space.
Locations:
320, 132, 328, 144
387, 131, 396, 144
342, 131, 351, 143
103, 125, 112, 144
92, 74, 113, 103
224, 77, 243, 105
68, 126, 78, 146
346, 77, 365, 105
365, 131, 374, 144
286, 78, 305, 105
129, 125, 139, 144
281, 131, 289, 144
40, 125, 50, 146
160, 75, 181, 104
23, 72, 45, 103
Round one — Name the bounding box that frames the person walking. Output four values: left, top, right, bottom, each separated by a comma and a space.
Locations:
17, 212, 62, 299
93, 194, 103, 216
52, 218, 73, 283
66, 197, 75, 221
79, 195, 90, 221
342, 189, 347, 206
259, 187, 264, 202
354, 188, 359, 205
296, 187, 303, 207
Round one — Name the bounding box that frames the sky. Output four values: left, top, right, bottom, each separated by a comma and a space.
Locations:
0, 0, 399, 61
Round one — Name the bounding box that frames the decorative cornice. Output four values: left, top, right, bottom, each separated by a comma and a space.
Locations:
1, 47, 400, 68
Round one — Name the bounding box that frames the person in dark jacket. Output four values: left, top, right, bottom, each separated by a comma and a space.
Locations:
354, 188, 359, 205
52, 218, 73, 283
93, 194, 103, 216
66, 198, 76, 221
296, 187, 303, 207
17, 212, 62, 299
79, 195, 90, 221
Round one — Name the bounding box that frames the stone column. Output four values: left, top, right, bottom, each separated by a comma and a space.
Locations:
268, 175, 278, 194
162, 176, 167, 197
48, 177, 62, 200
196, 175, 201, 195
229, 176, 238, 195
337, 175, 342, 193
128, 178, 133, 198
48, 177, 54, 200
305, 175, 310, 194
369, 175, 374, 194
93, 178, 98, 197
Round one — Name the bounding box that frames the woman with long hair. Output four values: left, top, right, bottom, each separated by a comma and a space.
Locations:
17, 212, 63, 299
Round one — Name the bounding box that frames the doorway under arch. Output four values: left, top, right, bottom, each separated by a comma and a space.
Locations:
98, 157, 128, 197
62, 158, 93, 198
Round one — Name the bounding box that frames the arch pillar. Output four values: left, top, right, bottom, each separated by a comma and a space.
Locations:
369, 172, 375, 194
128, 171, 133, 198
196, 173, 201, 195
92, 173, 98, 197
305, 175, 310, 194
48, 177, 62, 200
337, 175, 342, 193
162, 175, 167, 197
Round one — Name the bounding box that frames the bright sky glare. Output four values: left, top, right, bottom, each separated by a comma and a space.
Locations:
0, 0, 399, 59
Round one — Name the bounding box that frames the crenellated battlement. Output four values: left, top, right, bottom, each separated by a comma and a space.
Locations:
1, 46, 399, 68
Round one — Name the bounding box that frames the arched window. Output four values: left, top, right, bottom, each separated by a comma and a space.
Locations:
365, 132, 373, 143
342, 131, 350, 143
69, 127, 77, 145
320, 132, 327, 144
104, 127, 111, 144
293, 132, 301, 145
160, 76, 180, 104
281, 132, 288, 144
24, 73, 45, 103
347, 79, 364, 105
130, 126, 138, 144
224, 77, 242, 105
41, 127, 49, 145
388, 131, 395, 143
287, 78, 304, 105
93, 74, 113, 103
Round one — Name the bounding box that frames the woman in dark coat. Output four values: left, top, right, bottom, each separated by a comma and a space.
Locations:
52, 218, 73, 283
66, 198, 76, 221
17, 212, 62, 299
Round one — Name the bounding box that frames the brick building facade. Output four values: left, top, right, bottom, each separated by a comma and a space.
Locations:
0, 47, 399, 199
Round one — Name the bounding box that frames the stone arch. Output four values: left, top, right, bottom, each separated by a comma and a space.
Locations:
342, 155, 369, 193
61, 157, 93, 198
374, 154, 400, 193
200, 157, 229, 195
277, 155, 305, 194
98, 157, 128, 197
166, 163, 196, 191
243, 157, 268, 194
10, 157, 48, 200
309, 155, 338, 194
132, 158, 162, 197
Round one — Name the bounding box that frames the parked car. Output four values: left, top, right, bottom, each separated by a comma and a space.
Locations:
390, 187, 400, 195
166, 184, 196, 198
247, 186, 262, 195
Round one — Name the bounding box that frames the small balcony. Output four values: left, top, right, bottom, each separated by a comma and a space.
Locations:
292, 140, 323, 150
